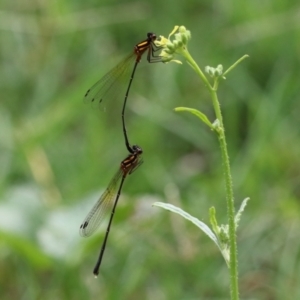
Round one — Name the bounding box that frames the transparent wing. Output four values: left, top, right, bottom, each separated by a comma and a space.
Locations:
79, 169, 123, 237
84, 53, 134, 108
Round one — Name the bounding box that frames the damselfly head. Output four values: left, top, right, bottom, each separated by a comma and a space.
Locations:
131, 145, 143, 155
147, 32, 157, 41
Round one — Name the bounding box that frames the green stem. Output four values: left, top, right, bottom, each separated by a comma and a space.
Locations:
223, 55, 249, 78
182, 48, 239, 300
213, 91, 239, 300
180, 48, 212, 90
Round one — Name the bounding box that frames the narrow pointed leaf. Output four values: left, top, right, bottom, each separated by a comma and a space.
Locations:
153, 202, 220, 249
174, 107, 214, 130
235, 197, 250, 228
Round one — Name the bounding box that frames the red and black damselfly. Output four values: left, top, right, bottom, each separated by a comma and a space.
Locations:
84, 33, 161, 153
79, 145, 143, 276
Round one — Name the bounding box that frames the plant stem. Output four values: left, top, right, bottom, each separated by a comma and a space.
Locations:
180, 48, 212, 90
182, 47, 239, 300
212, 91, 239, 300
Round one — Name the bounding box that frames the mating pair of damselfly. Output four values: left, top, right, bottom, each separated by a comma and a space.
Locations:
79, 33, 162, 276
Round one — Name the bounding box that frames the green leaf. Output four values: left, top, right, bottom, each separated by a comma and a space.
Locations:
222, 55, 249, 77
235, 197, 250, 228
153, 202, 220, 249
153, 202, 230, 265
174, 107, 214, 130
209, 206, 219, 235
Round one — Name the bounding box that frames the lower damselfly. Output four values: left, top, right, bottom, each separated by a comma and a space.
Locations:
79, 145, 143, 276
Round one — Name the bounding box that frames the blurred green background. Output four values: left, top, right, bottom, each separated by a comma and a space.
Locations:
1, 0, 300, 299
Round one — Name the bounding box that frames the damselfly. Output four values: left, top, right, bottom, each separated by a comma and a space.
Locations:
79, 145, 143, 276
84, 33, 161, 153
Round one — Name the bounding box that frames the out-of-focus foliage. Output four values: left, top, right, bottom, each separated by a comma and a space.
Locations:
0, 0, 299, 299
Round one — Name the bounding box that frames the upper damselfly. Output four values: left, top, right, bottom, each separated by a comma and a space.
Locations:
84, 33, 161, 153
